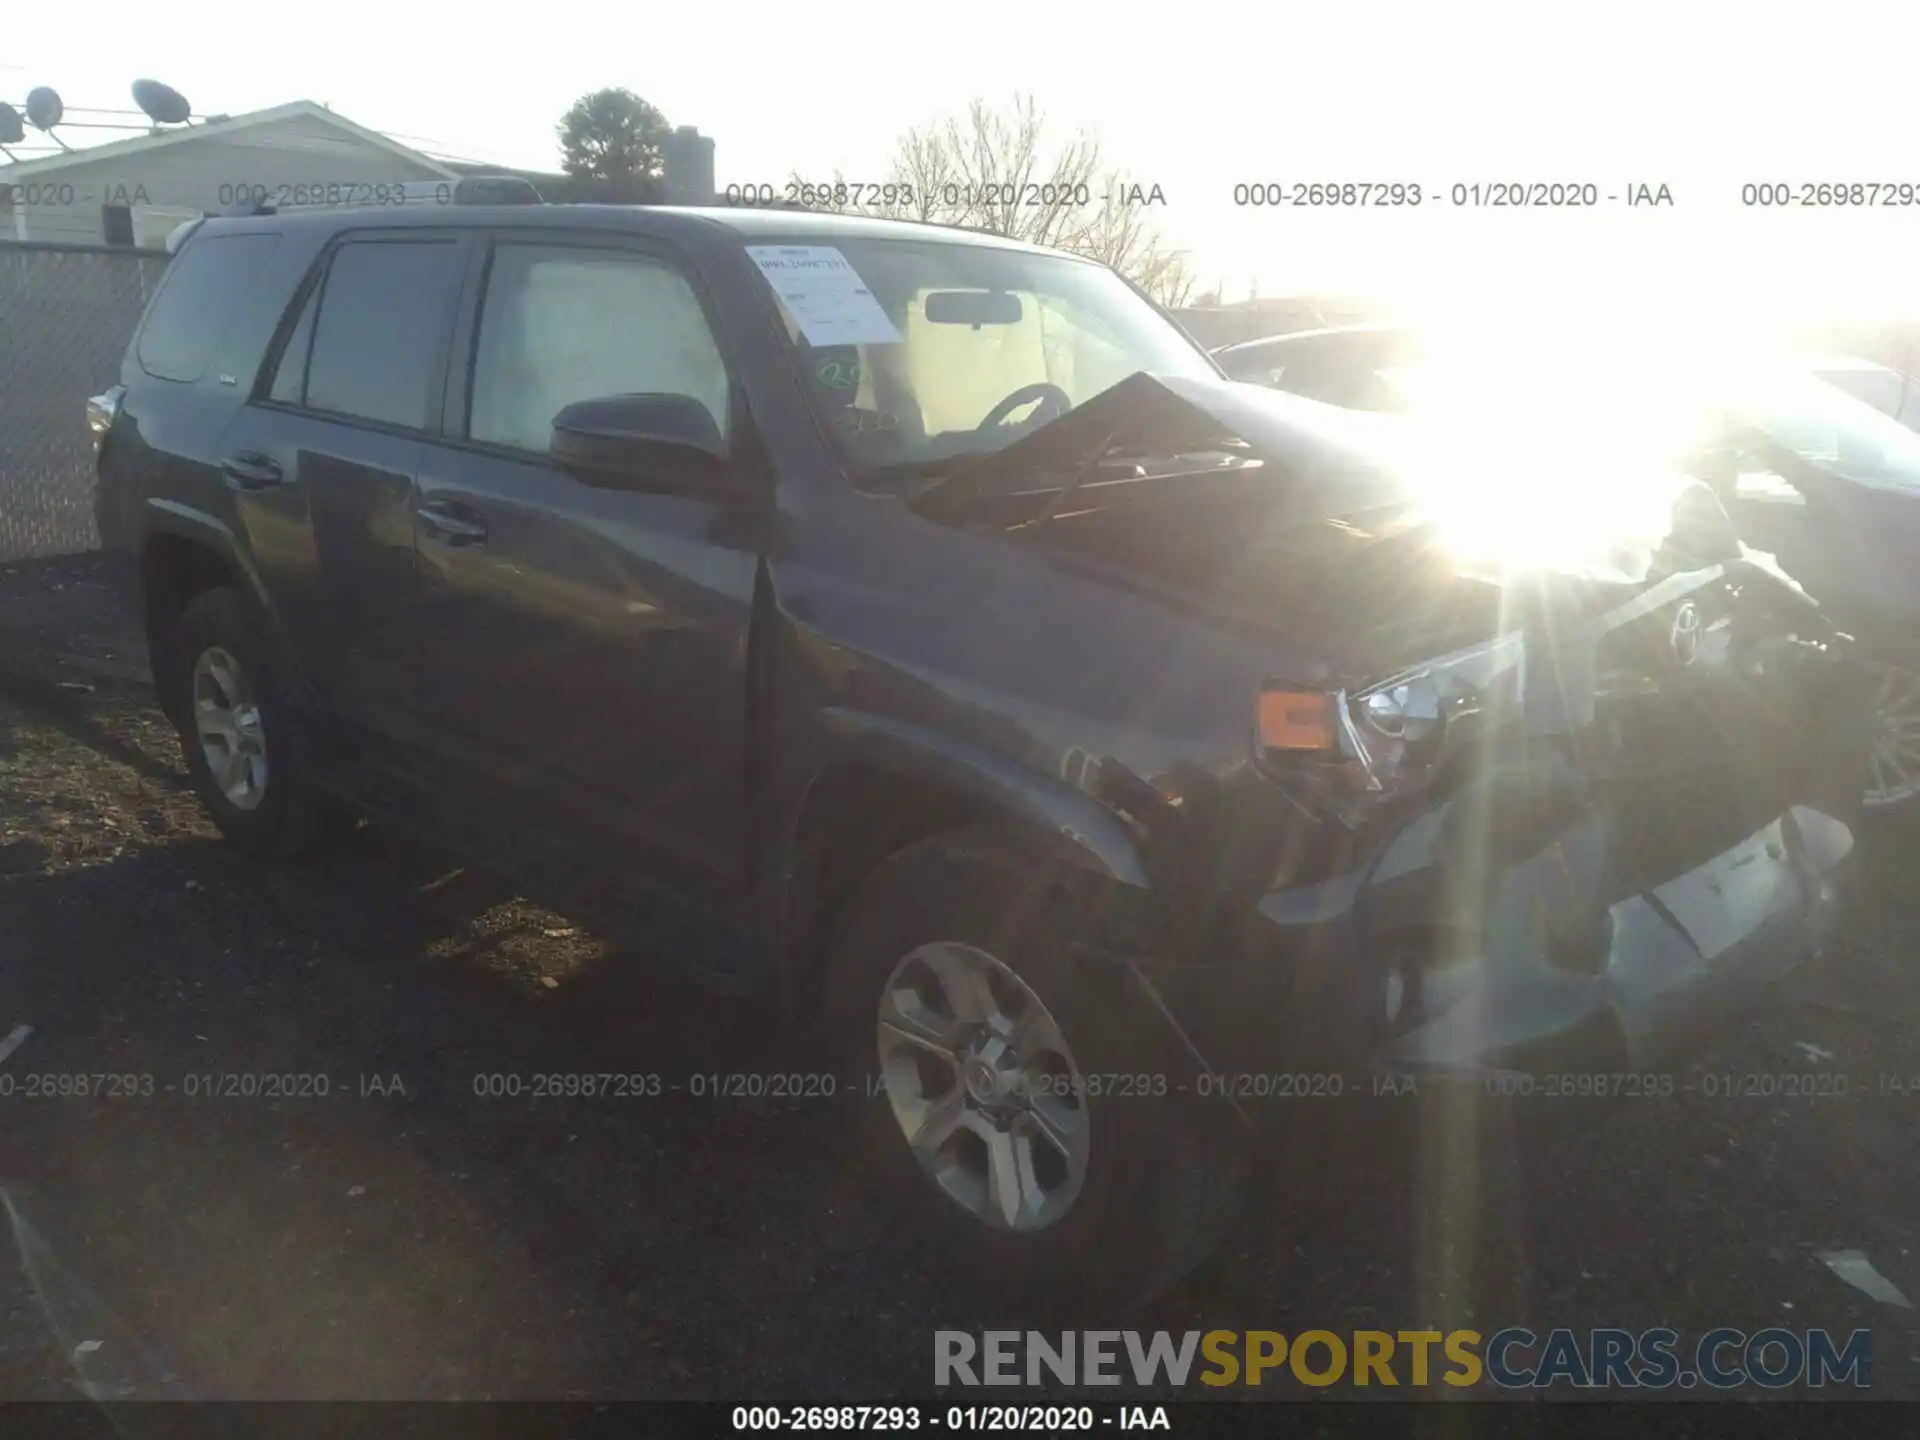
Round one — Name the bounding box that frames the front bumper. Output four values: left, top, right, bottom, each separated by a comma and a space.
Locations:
1361, 802, 1852, 1078
1122, 559, 1875, 1114
1138, 714, 1866, 1110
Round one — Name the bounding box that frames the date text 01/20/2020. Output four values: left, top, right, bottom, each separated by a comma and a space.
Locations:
730, 1405, 1170, 1432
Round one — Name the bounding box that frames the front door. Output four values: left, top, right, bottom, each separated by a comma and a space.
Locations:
407, 234, 764, 910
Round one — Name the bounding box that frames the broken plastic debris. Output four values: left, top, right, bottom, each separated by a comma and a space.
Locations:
540, 976, 559, 989
1794, 1041, 1836, 1063
0, 1025, 32, 1067
543, 927, 576, 938
73, 1340, 103, 1357
1817, 1249, 1913, 1308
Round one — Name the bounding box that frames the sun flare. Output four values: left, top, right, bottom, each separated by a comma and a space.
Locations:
1378, 303, 1783, 576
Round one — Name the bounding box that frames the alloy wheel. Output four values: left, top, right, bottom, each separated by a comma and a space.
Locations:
192, 645, 270, 811
874, 941, 1091, 1232
1863, 661, 1920, 809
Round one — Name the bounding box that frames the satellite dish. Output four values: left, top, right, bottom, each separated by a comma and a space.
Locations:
0, 103, 23, 146
24, 86, 64, 131
132, 79, 192, 126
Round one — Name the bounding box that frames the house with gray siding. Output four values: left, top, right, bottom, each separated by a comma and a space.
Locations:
0, 100, 458, 248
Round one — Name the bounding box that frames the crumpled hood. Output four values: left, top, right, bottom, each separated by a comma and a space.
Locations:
911, 371, 1731, 592
905, 372, 1792, 682
913, 371, 1415, 523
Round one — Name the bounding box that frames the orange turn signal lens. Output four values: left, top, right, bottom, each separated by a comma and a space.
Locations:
1258, 688, 1336, 752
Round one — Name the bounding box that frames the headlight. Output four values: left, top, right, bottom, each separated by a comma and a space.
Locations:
1355, 631, 1526, 736
1257, 630, 1526, 823
1360, 676, 1442, 741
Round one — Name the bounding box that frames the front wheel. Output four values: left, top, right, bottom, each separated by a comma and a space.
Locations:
824, 826, 1247, 1314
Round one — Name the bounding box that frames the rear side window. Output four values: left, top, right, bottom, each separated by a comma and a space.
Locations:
303, 240, 462, 431
136, 233, 281, 383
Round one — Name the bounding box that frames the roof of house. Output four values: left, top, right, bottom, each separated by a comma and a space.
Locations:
444, 159, 566, 183
0, 100, 459, 181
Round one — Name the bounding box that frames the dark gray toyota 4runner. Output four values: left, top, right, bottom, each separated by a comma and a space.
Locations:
90, 197, 1869, 1307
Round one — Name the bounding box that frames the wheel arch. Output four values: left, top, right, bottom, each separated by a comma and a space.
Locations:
141, 502, 309, 720
772, 709, 1151, 1026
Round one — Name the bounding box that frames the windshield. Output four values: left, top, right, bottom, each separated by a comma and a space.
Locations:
750, 236, 1219, 483
1729, 368, 1920, 492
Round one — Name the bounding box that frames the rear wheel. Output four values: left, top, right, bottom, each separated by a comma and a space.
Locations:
824, 826, 1248, 1314
158, 586, 348, 858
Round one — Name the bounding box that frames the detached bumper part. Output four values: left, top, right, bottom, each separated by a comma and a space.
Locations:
1370, 803, 1853, 1077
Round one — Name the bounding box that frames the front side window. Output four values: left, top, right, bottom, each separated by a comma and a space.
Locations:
303, 239, 462, 430
468, 243, 731, 455
751, 236, 1216, 484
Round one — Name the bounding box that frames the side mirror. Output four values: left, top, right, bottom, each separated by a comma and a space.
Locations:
550, 393, 730, 487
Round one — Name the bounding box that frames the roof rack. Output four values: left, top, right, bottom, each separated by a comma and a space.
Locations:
213, 174, 545, 220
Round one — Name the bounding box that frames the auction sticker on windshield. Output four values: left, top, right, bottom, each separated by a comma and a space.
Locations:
745, 245, 904, 346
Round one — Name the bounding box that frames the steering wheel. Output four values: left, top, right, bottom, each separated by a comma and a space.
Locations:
977, 382, 1071, 432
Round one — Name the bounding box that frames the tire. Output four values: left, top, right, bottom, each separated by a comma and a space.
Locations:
1854, 639, 1920, 822
823, 825, 1248, 1316
157, 585, 346, 859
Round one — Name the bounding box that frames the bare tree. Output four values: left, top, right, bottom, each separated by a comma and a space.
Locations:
890, 124, 962, 224
941, 95, 1101, 249
789, 94, 1193, 301
1071, 173, 1195, 308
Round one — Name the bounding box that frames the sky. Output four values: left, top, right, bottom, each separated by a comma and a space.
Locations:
10, 1, 1920, 328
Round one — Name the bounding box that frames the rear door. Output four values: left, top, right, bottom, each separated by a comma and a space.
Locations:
98, 229, 285, 567
404, 231, 765, 909
217, 230, 469, 734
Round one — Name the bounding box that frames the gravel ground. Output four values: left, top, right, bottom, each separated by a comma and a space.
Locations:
0, 552, 1918, 1403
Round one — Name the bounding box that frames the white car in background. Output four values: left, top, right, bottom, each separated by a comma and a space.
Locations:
1805, 353, 1920, 432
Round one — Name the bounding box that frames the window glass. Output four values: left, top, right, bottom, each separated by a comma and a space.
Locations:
305, 240, 462, 429
102, 205, 135, 248
136, 233, 281, 383
1735, 370, 1920, 494
469, 244, 731, 454
267, 280, 321, 405
1808, 363, 1904, 419
757, 236, 1213, 482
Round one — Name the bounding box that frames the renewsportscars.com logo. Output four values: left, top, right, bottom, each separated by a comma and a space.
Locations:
935, 1327, 1873, 1391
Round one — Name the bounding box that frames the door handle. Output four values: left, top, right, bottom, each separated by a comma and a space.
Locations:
220, 453, 284, 491
416, 499, 488, 545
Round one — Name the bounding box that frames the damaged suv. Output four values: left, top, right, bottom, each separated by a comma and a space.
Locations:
92, 202, 1869, 1307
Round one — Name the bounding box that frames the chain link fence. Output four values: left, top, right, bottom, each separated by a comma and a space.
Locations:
0, 243, 168, 562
